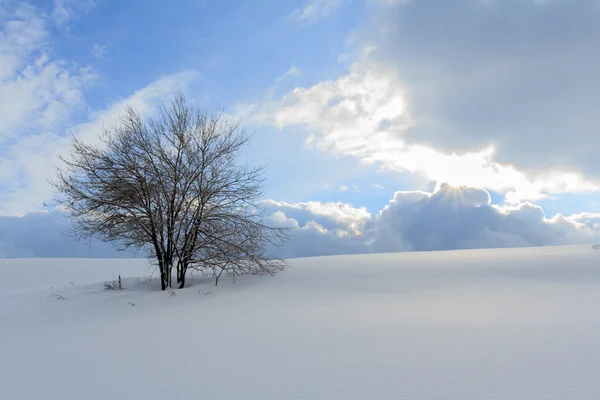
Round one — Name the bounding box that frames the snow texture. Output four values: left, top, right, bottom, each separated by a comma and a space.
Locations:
2, 245, 600, 399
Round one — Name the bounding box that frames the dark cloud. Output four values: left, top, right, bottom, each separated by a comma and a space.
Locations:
0, 209, 137, 258
364, 0, 600, 178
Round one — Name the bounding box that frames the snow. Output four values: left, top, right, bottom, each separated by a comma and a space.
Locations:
2, 245, 600, 399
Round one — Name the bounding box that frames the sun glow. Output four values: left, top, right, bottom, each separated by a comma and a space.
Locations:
247, 63, 600, 203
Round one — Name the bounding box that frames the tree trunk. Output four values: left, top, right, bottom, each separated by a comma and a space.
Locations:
160, 271, 167, 291
158, 258, 167, 291
156, 250, 167, 291
178, 270, 186, 289
178, 264, 187, 289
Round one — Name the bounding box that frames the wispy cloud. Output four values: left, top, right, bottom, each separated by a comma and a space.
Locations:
0, 2, 94, 142
337, 184, 359, 192
0, 1, 198, 215
275, 65, 302, 83
52, 0, 95, 26
289, 0, 346, 24
92, 44, 107, 60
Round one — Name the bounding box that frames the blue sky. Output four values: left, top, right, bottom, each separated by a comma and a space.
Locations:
2, 0, 600, 257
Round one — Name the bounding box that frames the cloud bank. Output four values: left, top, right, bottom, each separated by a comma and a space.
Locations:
2, 186, 598, 259
0, 210, 129, 258
263, 184, 600, 258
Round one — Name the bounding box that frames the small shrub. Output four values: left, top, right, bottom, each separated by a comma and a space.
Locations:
104, 275, 125, 290
134, 276, 153, 285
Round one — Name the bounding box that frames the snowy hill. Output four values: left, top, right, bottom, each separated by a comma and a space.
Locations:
2, 245, 600, 399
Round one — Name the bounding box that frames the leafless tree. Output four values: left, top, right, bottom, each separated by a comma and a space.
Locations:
51, 95, 288, 290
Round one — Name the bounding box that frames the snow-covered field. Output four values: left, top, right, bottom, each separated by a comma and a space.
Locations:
2, 245, 600, 399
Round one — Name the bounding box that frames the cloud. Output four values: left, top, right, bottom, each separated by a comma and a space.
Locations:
0, 2, 91, 142
337, 184, 359, 192
246, 0, 600, 203
1, 200, 372, 259
262, 199, 372, 258
4, 184, 599, 259
262, 199, 371, 234
289, 0, 346, 24
261, 184, 600, 258
0, 69, 196, 216
71, 69, 199, 144
247, 60, 599, 203
52, 0, 95, 26
0, 1, 198, 215
92, 44, 107, 60
0, 2, 93, 214
362, 0, 600, 181
275, 66, 302, 83
0, 209, 135, 258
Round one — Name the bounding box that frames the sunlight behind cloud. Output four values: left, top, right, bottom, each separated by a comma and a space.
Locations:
244, 59, 599, 203
261, 184, 600, 257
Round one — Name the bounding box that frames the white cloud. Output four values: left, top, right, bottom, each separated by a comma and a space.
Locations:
52, 0, 70, 26
247, 64, 583, 202
262, 184, 600, 258
0, 2, 91, 214
52, 0, 95, 26
275, 65, 302, 83
0, 3, 91, 142
0, 1, 198, 215
72, 70, 198, 144
289, 0, 346, 24
262, 199, 371, 235
0, 69, 197, 215
92, 44, 107, 60
262, 200, 371, 258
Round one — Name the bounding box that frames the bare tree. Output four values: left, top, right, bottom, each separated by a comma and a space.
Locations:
51, 95, 288, 290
